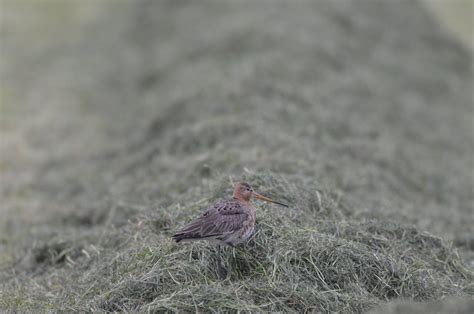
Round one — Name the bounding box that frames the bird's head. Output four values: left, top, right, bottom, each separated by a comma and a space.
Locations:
233, 182, 288, 207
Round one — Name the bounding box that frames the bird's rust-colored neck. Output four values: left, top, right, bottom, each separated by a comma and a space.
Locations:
232, 185, 248, 201
233, 192, 251, 203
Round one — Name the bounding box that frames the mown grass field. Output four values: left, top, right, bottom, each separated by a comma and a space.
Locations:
1, 0, 473, 312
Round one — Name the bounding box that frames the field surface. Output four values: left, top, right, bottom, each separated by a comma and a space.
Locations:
0, 0, 473, 312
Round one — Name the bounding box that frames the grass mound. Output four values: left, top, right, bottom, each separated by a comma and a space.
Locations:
2, 178, 470, 312
96, 206, 470, 312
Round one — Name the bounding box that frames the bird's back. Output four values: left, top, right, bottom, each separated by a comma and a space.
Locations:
173, 198, 256, 246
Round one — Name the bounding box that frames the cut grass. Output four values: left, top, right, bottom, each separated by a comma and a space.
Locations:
1, 0, 473, 312
1, 177, 472, 312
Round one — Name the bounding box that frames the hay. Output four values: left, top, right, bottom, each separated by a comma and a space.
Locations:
1, 0, 473, 312
1, 177, 471, 312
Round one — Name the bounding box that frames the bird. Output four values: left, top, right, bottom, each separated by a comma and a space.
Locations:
173, 182, 288, 247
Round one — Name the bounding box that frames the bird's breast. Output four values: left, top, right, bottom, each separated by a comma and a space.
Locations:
239, 206, 256, 239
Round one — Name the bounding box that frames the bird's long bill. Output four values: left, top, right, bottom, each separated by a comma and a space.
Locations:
252, 192, 289, 207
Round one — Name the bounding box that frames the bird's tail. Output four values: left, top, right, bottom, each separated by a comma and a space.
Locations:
172, 219, 205, 242
172, 232, 217, 242
172, 233, 190, 243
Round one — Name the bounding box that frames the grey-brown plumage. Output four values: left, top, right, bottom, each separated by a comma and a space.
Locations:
173, 182, 288, 246
173, 199, 255, 246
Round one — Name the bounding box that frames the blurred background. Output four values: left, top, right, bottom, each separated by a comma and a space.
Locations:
0, 0, 473, 312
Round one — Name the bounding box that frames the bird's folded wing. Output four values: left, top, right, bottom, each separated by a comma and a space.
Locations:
199, 211, 248, 237
174, 200, 248, 239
